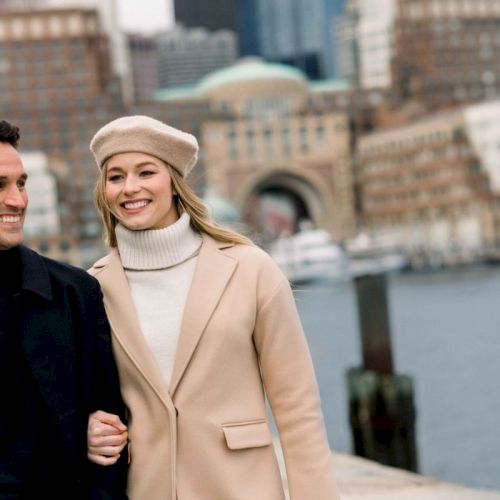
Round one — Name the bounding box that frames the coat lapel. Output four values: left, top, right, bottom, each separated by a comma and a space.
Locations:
95, 250, 172, 408
169, 235, 237, 396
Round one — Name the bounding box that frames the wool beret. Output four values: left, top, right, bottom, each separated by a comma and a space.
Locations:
89, 115, 199, 178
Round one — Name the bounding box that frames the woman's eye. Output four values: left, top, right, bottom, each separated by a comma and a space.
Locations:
140, 170, 154, 177
107, 175, 123, 182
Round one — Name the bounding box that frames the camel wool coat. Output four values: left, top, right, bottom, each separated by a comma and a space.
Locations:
89, 233, 339, 500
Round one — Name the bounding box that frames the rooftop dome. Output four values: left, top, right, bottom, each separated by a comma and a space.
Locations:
199, 57, 307, 94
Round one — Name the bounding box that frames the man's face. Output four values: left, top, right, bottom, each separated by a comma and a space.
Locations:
0, 142, 28, 250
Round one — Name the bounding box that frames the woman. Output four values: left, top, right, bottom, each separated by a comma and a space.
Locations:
86, 115, 339, 499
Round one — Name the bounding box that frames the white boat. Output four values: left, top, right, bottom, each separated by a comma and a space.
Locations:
345, 233, 408, 277
268, 226, 347, 283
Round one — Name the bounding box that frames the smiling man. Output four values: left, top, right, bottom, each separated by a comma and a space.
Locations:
0, 120, 128, 500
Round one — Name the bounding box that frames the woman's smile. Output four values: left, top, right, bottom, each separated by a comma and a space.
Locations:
121, 199, 151, 212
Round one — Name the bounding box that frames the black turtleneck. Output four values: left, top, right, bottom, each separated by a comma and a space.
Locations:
0, 246, 67, 497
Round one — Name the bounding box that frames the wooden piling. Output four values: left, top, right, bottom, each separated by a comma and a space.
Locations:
347, 273, 418, 472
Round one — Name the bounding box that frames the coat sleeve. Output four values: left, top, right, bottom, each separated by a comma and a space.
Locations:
85, 287, 128, 500
253, 277, 340, 500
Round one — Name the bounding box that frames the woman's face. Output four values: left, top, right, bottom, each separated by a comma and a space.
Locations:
105, 151, 179, 231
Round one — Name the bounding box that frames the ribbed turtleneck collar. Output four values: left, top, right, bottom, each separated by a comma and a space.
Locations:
116, 212, 202, 270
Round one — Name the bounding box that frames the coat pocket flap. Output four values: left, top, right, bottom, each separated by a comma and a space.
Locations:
222, 420, 272, 450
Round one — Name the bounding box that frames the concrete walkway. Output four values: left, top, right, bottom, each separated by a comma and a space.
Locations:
332, 453, 500, 499
273, 441, 500, 499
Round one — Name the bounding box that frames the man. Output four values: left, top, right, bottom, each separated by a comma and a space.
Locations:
0, 119, 127, 499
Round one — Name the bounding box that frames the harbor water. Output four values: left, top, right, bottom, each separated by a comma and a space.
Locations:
293, 265, 500, 491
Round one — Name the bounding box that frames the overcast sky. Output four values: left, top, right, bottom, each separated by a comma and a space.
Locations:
117, 0, 174, 33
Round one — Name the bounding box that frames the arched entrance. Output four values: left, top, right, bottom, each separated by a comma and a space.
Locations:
240, 170, 329, 243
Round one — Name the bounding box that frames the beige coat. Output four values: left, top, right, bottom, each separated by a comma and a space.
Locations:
89, 234, 339, 500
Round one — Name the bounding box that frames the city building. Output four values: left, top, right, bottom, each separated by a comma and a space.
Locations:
128, 33, 159, 102
324, 0, 349, 78
0, 7, 126, 264
21, 151, 79, 264
0, 0, 132, 101
173, 0, 260, 57
356, 99, 500, 264
392, 0, 500, 107
334, 0, 397, 88
22, 151, 60, 238
198, 58, 356, 241
173, 0, 238, 33
173, 0, 341, 79
156, 26, 238, 88
257, 0, 328, 79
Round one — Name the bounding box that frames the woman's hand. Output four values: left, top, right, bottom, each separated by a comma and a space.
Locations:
88, 410, 128, 466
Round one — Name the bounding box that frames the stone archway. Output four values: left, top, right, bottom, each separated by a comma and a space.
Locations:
237, 169, 333, 242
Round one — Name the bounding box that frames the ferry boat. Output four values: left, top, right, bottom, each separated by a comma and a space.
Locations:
267, 226, 347, 283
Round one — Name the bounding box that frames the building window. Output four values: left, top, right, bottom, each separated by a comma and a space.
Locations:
264, 128, 273, 156
227, 129, 237, 159
316, 124, 325, 150
246, 129, 255, 158
300, 125, 308, 153
281, 127, 290, 156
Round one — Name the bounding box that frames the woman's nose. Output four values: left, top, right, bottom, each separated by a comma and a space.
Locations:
123, 176, 140, 194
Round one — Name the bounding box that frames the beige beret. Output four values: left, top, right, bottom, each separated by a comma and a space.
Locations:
89, 115, 199, 177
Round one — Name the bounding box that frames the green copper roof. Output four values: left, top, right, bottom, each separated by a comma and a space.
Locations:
199, 57, 307, 93
310, 79, 351, 93
154, 85, 200, 101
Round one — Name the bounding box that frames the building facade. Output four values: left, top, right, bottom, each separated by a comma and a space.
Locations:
334, 0, 397, 88
357, 101, 500, 264
392, 0, 500, 107
128, 33, 158, 102
257, 0, 327, 79
21, 151, 79, 263
173, 0, 238, 32
0, 0, 132, 101
198, 58, 356, 241
0, 7, 126, 264
156, 26, 238, 88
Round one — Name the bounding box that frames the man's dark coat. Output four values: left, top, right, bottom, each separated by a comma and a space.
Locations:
2, 245, 127, 498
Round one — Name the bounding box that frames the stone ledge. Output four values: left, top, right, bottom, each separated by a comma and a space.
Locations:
273, 440, 500, 499
332, 453, 500, 499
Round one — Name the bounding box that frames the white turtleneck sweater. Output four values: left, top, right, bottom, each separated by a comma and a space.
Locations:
116, 213, 202, 387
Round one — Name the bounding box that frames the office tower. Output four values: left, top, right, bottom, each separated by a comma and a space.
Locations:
156, 26, 238, 88
334, 0, 397, 88
257, 0, 326, 79
173, 0, 238, 32
128, 33, 159, 102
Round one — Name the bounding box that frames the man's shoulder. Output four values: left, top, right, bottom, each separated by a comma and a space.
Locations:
22, 245, 98, 288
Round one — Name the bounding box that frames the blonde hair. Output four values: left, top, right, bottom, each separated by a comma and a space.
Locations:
94, 160, 253, 248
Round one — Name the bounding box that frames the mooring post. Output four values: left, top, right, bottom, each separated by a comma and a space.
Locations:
347, 272, 418, 472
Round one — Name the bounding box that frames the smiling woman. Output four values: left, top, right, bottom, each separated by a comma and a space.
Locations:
86, 115, 339, 500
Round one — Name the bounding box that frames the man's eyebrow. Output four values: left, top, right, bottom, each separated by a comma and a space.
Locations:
0, 173, 28, 181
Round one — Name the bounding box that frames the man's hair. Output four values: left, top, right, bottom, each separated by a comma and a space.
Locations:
0, 120, 20, 148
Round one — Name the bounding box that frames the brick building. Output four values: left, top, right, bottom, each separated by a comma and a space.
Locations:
392, 0, 500, 107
